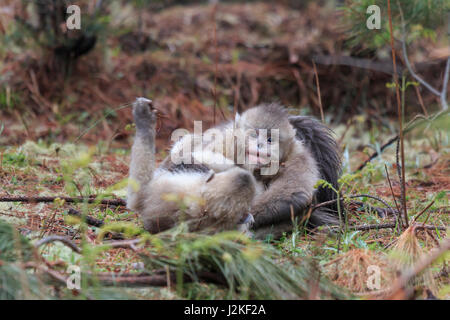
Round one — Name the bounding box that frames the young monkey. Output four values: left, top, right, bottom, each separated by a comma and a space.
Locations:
232, 103, 341, 239
127, 98, 256, 234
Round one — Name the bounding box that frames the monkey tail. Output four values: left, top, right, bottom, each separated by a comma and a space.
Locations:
289, 116, 343, 220
308, 207, 341, 228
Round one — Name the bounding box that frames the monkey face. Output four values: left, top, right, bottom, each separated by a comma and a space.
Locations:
244, 127, 279, 168
234, 104, 296, 175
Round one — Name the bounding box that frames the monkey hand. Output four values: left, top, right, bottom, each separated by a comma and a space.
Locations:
239, 213, 255, 225
133, 97, 156, 132
237, 213, 255, 237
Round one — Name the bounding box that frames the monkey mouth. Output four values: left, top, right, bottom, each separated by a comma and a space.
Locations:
247, 152, 270, 167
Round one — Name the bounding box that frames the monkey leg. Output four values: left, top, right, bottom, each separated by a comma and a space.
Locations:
127, 97, 157, 212
251, 191, 312, 228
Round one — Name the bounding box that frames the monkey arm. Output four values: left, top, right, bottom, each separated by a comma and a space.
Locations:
251, 153, 319, 229
251, 191, 311, 228
127, 98, 157, 212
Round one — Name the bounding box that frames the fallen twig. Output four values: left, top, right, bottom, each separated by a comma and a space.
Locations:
68, 208, 124, 240
350, 201, 395, 218
335, 222, 446, 232
68, 208, 104, 228
92, 270, 227, 287
96, 273, 169, 287
34, 235, 82, 254
356, 135, 399, 171
413, 200, 435, 223
313, 194, 398, 216
24, 262, 68, 286
355, 109, 445, 172
0, 196, 126, 206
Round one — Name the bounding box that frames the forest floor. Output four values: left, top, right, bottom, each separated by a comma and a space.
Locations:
0, 1, 448, 299
0, 116, 448, 299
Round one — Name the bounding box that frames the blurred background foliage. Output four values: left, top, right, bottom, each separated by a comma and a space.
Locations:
0, 0, 448, 147
342, 0, 448, 48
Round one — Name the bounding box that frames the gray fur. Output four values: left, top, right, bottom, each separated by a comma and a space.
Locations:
127, 98, 156, 213
289, 116, 342, 224
127, 98, 342, 238
127, 98, 256, 234
238, 103, 342, 238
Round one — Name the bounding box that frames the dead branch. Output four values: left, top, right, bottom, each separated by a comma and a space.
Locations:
95, 273, 169, 287
67, 208, 125, 240
413, 200, 435, 223
313, 194, 398, 216
24, 262, 68, 286
355, 109, 441, 172
88, 270, 227, 288
338, 222, 446, 232
34, 235, 82, 254
351, 200, 396, 218
0, 196, 126, 206
68, 208, 104, 228
356, 135, 399, 171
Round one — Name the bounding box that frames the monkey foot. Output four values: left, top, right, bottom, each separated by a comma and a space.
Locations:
133, 97, 156, 130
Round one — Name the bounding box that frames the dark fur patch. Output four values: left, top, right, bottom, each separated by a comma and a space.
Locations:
252, 191, 310, 228
144, 216, 176, 234
289, 115, 342, 218
308, 207, 341, 227
159, 156, 211, 174
167, 163, 210, 174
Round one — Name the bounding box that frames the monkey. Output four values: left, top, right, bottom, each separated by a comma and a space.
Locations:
127, 98, 341, 239
127, 98, 258, 234
236, 103, 342, 239
193, 102, 342, 239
